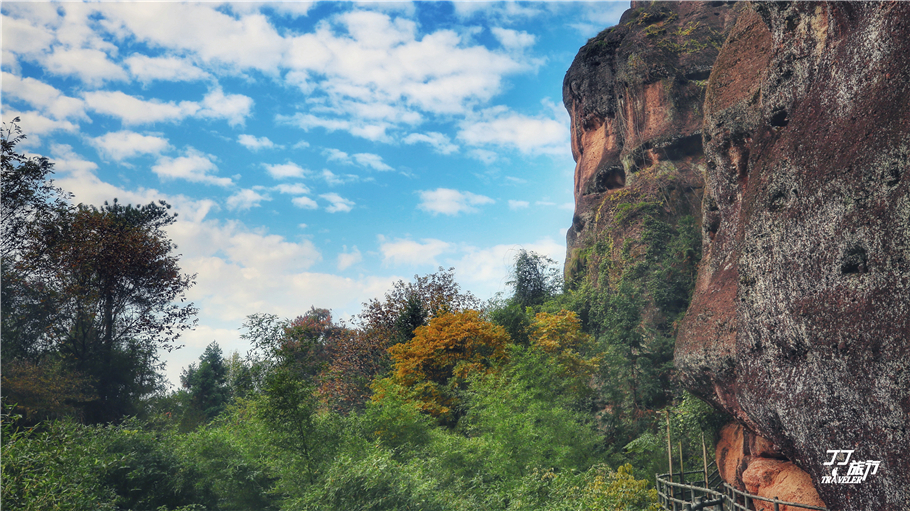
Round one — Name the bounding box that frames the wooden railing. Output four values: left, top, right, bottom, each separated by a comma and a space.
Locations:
655, 463, 827, 511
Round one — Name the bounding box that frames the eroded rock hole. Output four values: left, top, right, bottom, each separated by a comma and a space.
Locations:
769, 109, 789, 127
585, 164, 625, 195
840, 245, 868, 274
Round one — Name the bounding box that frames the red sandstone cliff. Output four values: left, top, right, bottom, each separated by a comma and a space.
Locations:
565, 2, 910, 510
675, 2, 910, 510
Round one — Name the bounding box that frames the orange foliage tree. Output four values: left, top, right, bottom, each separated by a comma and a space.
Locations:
319, 268, 479, 413
380, 310, 510, 422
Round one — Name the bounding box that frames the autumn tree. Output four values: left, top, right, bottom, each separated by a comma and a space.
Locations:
3, 123, 198, 424
320, 268, 480, 412
380, 310, 510, 423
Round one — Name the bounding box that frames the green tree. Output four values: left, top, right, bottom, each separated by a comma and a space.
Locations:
508, 250, 562, 308
181, 341, 230, 426
19, 200, 197, 422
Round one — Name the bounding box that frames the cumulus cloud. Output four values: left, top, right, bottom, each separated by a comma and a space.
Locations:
125, 54, 210, 82
323, 149, 392, 171
2, 109, 79, 140
417, 188, 494, 216
272, 183, 311, 195
83, 90, 199, 125
320, 192, 354, 213
81, 88, 252, 126
1, 72, 86, 120
379, 236, 451, 267
508, 200, 530, 210
292, 196, 318, 209
352, 153, 393, 171
458, 106, 568, 156
42, 46, 128, 85
402, 132, 458, 154
99, 3, 288, 72
491, 27, 536, 51
321, 169, 358, 186
152, 149, 231, 186
264, 162, 309, 179
278, 9, 530, 139
91, 131, 169, 161
226, 188, 270, 210
337, 246, 362, 271
198, 88, 254, 126
449, 237, 565, 297
238, 134, 281, 151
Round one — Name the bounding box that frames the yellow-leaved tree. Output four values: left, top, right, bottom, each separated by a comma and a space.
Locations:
377, 310, 510, 423
528, 310, 599, 381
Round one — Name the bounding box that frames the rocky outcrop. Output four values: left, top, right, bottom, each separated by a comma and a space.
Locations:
563, 1, 738, 279
676, 2, 910, 510
717, 422, 825, 511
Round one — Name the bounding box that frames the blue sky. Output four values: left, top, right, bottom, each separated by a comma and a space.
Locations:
1, 0, 627, 385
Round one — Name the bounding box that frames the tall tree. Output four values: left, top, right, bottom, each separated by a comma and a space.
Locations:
17, 200, 197, 422
508, 250, 563, 308
181, 341, 229, 424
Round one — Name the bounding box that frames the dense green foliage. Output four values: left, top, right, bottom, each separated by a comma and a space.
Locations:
1, 123, 727, 510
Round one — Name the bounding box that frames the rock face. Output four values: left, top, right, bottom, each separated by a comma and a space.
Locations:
563, 1, 737, 276
676, 2, 910, 510
717, 423, 825, 511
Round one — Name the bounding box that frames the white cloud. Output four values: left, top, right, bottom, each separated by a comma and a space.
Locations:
49, 143, 99, 175
226, 188, 270, 211
491, 27, 536, 51
337, 246, 362, 271
458, 106, 568, 156
1, 72, 86, 120
352, 153, 393, 172
321, 169, 358, 186
264, 162, 309, 179
417, 188, 494, 216
42, 46, 128, 86
125, 54, 210, 82
2, 109, 79, 139
320, 192, 354, 213
402, 132, 459, 154
279, 113, 392, 142
90, 130, 169, 161
273, 183, 311, 195
100, 3, 288, 72
468, 148, 499, 164
81, 88, 251, 126
152, 149, 231, 186
508, 200, 530, 210
83, 90, 199, 125
277, 10, 530, 140
449, 237, 565, 298
379, 236, 451, 267
292, 196, 318, 209
324, 148, 351, 163
198, 88, 254, 127
238, 134, 281, 151
323, 148, 391, 171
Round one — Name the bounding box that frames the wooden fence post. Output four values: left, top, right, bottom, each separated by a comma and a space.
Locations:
666, 410, 674, 511
702, 432, 709, 489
